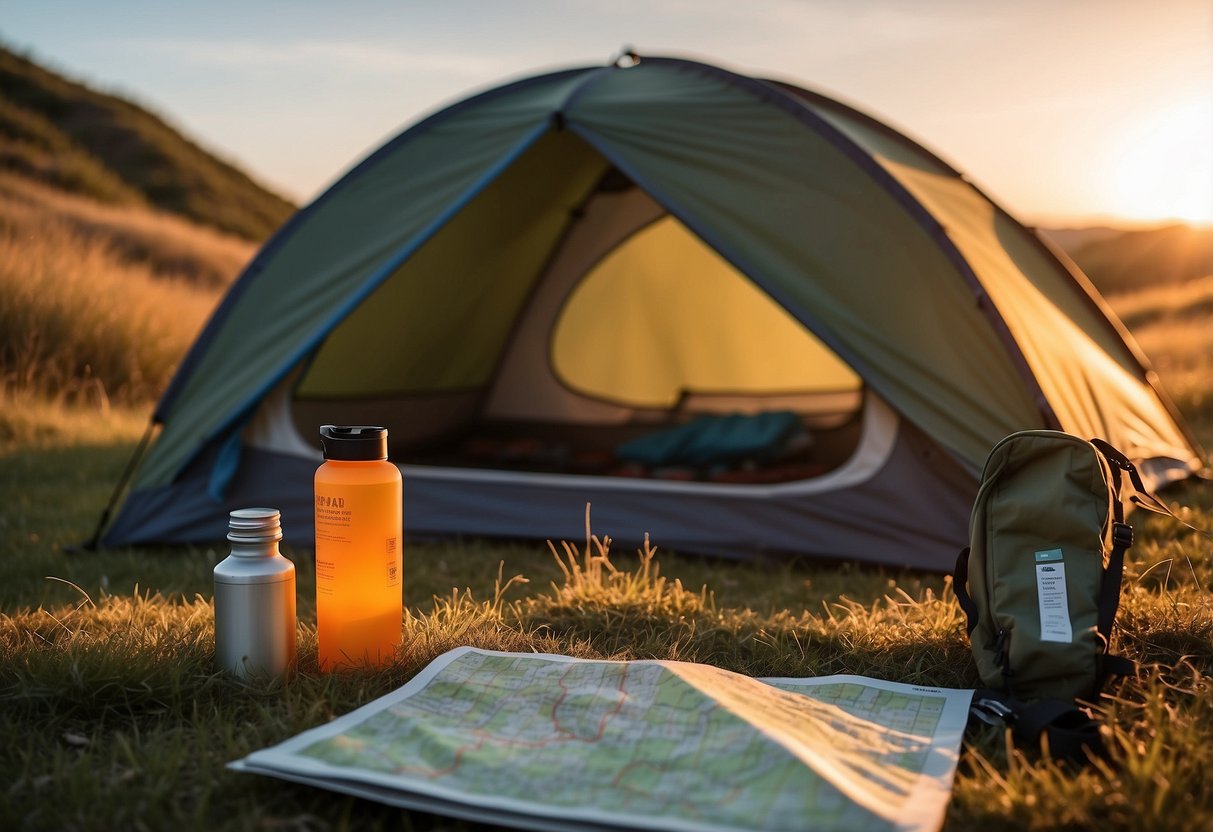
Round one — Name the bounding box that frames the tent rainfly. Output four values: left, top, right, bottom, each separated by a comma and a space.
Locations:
100, 54, 1205, 571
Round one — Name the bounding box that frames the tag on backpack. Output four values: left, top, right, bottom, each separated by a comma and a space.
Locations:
1034, 549, 1073, 644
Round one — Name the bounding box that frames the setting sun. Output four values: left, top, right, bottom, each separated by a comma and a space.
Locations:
1100, 94, 1213, 224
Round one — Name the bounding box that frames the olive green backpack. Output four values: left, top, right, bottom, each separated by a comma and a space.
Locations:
954, 431, 1148, 758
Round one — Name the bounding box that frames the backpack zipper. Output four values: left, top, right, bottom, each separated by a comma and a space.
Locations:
991, 627, 1013, 688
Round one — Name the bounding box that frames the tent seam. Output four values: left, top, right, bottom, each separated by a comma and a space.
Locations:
636, 57, 1060, 431
162, 120, 554, 486
154, 66, 599, 422
783, 73, 1176, 415
563, 123, 910, 443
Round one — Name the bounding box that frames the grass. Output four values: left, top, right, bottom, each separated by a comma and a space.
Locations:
1111, 275, 1213, 425
2, 191, 1212, 828
1, 473, 1211, 830
0, 174, 250, 415
2, 396, 1211, 830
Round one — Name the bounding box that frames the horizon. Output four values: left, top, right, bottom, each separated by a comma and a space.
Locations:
2, 0, 1211, 228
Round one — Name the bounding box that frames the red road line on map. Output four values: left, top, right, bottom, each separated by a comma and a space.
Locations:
551, 665, 630, 742
403, 665, 636, 780
593, 664, 629, 742
611, 758, 668, 787
392, 735, 488, 779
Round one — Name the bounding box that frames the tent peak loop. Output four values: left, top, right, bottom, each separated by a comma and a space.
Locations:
610, 46, 640, 68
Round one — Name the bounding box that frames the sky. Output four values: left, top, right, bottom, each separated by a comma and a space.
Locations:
2, 0, 1211, 227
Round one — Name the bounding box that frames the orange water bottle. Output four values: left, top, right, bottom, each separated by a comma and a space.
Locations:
314, 425, 402, 671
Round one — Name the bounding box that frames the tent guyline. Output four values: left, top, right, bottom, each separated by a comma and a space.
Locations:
96, 53, 1203, 571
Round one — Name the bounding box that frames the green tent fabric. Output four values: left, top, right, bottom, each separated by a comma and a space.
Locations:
102, 54, 1204, 567
146, 71, 599, 488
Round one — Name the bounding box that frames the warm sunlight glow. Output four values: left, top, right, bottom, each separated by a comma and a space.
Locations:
1100, 95, 1213, 224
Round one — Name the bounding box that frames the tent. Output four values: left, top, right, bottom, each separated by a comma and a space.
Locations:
101, 54, 1204, 571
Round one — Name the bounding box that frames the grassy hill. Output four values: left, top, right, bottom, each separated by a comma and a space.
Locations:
0, 44, 294, 240
0, 172, 254, 427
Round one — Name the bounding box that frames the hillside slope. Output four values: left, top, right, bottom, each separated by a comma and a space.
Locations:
0, 45, 294, 240
0, 171, 254, 418
1043, 224, 1213, 294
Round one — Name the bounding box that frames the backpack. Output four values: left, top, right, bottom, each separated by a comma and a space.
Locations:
954, 431, 1145, 758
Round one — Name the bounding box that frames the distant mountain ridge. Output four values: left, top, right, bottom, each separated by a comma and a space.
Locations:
1042, 224, 1213, 294
0, 44, 294, 240
1037, 226, 1126, 253
2, 43, 1208, 286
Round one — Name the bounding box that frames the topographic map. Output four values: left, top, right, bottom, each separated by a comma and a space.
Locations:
232, 647, 972, 832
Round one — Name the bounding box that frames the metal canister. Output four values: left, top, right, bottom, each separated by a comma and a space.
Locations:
213, 508, 296, 680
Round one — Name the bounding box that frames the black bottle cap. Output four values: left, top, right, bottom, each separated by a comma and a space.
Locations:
320, 425, 388, 461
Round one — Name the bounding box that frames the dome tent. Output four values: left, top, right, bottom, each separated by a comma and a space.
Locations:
100, 54, 1203, 570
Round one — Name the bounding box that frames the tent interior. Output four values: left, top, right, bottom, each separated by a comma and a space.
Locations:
264, 131, 872, 485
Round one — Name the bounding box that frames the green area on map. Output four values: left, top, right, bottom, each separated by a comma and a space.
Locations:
299, 651, 951, 832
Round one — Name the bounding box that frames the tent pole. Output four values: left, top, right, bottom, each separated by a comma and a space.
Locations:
70, 417, 158, 553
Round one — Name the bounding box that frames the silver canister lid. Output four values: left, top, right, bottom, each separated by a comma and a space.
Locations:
216, 507, 293, 584
227, 507, 283, 544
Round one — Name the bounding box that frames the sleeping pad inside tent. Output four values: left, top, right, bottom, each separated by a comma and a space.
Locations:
100, 54, 1205, 571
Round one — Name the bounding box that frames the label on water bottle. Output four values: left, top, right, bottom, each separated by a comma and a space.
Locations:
386, 537, 400, 587
315, 483, 402, 594
314, 494, 351, 597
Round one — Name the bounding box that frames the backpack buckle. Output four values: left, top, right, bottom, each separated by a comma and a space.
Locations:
1112, 522, 1133, 548
970, 694, 1016, 726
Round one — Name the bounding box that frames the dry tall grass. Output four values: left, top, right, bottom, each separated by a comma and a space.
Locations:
1105, 275, 1213, 432
0, 174, 253, 415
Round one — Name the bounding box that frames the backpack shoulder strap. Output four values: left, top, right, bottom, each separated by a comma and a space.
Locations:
1096, 520, 1132, 642
1095, 518, 1137, 688
953, 547, 978, 636
1090, 438, 1213, 535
